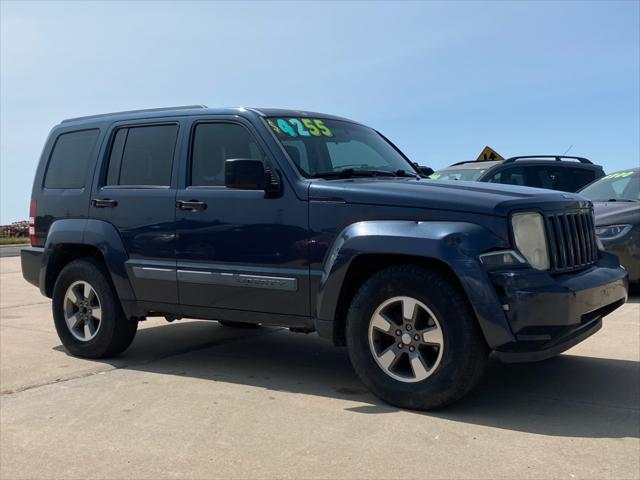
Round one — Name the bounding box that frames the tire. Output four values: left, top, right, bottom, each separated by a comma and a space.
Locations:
52, 258, 138, 358
218, 320, 260, 328
346, 265, 488, 410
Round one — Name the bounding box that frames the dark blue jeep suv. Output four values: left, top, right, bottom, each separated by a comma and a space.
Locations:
21, 106, 628, 409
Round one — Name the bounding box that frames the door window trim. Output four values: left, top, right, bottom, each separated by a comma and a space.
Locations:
186, 119, 267, 190
99, 121, 181, 190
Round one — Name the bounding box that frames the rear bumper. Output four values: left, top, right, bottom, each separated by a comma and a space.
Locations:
21, 246, 44, 290
490, 251, 628, 362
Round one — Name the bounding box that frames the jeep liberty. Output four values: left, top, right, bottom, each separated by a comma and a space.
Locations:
21, 106, 628, 409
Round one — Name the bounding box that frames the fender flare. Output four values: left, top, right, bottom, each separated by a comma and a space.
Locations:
43, 218, 135, 302
315, 220, 515, 348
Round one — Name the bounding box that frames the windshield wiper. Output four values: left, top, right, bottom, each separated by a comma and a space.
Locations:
395, 169, 421, 178
312, 168, 398, 179
601, 198, 638, 202
312, 168, 421, 179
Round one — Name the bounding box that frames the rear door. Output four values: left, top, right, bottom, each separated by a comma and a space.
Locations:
90, 120, 183, 305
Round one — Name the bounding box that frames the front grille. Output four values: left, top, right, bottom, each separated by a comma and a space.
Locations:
545, 210, 598, 273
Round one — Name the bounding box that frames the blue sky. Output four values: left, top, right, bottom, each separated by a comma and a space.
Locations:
1, 0, 638, 223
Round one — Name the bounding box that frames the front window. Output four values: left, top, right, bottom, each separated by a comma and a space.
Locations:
580, 170, 639, 202
429, 168, 487, 181
266, 117, 415, 177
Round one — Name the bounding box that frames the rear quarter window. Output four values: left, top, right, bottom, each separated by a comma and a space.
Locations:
44, 129, 100, 189
524, 165, 596, 192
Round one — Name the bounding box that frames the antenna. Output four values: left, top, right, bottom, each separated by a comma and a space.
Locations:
562, 144, 573, 155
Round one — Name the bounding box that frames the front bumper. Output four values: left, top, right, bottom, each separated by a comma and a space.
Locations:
489, 251, 628, 362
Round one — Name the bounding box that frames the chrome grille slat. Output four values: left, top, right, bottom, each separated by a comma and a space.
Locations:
583, 213, 594, 261
571, 214, 583, 265
547, 219, 560, 269
578, 213, 588, 265
552, 215, 567, 269
545, 210, 597, 273
562, 215, 575, 266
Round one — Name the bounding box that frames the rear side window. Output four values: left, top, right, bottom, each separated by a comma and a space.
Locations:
487, 167, 526, 186
44, 129, 99, 189
190, 123, 262, 187
524, 166, 596, 192
105, 124, 178, 186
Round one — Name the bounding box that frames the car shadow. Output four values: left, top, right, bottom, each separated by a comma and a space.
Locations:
627, 283, 640, 303
54, 319, 639, 440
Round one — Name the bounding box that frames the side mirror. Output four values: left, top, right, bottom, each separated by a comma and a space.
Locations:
416, 165, 434, 177
225, 159, 267, 190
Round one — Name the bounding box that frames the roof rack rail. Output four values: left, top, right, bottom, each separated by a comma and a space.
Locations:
503, 155, 592, 164
61, 105, 208, 123
450, 159, 496, 167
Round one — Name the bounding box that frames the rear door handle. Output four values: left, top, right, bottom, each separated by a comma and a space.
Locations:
91, 198, 118, 208
176, 200, 207, 211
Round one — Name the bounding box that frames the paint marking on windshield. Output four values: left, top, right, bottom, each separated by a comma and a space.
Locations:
604, 171, 634, 180
268, 118, 333, 138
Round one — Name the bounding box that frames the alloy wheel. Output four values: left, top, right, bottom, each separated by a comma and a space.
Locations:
63, 280, 102, 342
368, 296, 444, 383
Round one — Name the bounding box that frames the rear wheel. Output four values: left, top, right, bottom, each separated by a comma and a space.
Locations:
346, 265, 488, 410
52, 258, 138, 358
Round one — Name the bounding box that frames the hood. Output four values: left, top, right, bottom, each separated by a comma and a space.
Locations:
309, 178, 590, 217
593, 201, 640, 227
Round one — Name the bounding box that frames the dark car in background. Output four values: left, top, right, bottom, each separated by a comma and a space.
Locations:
579, 168, 640, 283
431, 156, 605, 192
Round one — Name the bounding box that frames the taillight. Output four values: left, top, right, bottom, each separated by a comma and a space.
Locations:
29, 199, 37, 246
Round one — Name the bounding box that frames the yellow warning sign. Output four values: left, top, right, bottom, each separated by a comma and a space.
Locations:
476, 146, 504, 162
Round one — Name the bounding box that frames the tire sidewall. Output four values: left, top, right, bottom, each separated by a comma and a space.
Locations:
52, 259, 121, 358
346, 266, 485, 409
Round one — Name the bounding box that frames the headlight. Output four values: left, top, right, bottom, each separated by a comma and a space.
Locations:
595, 224, 632, 239
511, 212, 550, 270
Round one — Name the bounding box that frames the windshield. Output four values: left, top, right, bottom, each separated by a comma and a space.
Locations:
266, 117, 415, 177
580, 170, 639, 202
429, 168, 486, 181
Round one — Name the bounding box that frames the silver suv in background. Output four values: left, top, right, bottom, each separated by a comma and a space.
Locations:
430, 155, 605, 193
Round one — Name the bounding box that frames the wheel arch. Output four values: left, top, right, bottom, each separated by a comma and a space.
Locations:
331, 253, 466, 346
44, 243, 108, 297
314, 220, 516, 349
42, 219, 135, 309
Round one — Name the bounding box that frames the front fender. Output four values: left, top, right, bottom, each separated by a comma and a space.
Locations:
316, 220, 515, 348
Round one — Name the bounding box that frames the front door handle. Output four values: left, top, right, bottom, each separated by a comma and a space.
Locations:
91, 198, 118, 208
176, 200, 207, 211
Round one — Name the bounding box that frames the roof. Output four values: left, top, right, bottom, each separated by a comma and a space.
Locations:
249, 108, 358, 123
59, 105, 359, 127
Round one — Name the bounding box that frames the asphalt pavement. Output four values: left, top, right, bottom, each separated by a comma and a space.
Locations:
0, 245, 25, 258
1, 256, 638, 479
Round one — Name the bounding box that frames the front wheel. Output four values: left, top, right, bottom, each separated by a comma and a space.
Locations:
346, 265, 488, 410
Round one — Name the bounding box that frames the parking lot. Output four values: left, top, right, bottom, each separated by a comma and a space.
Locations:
0, 254, 638, 479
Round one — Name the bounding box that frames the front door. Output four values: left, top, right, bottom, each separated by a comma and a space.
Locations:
90, 121, 181, 305
175, 119, 310, 321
